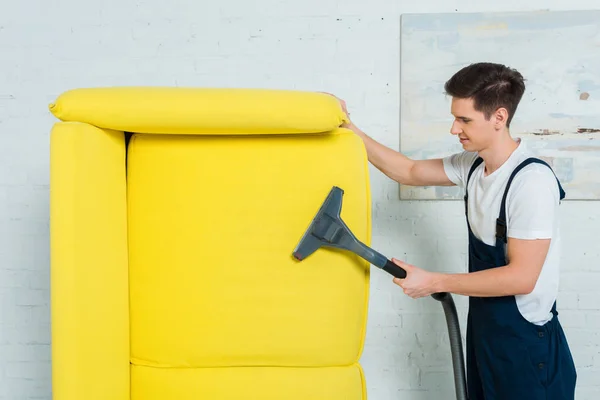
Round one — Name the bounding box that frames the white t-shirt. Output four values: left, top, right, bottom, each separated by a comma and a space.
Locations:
442, 139, 562, 326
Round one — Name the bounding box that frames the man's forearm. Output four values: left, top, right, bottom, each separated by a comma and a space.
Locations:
435, 264, 535, 297
345, 123, 415, 184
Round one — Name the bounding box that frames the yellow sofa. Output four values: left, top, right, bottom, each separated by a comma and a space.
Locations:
48, 87, 373, 399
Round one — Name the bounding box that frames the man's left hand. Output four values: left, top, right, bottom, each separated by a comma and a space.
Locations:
391, 258, 442, 299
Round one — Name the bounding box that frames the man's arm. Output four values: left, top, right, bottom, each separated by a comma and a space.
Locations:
393, 237, 550, 298
435, 237, 550, 296
394, 166, 558, 298
345, 122, 455, 187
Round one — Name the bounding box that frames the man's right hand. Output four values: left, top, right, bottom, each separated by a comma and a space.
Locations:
321, 92, 352, 128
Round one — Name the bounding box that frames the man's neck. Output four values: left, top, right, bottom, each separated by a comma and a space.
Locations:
479, 132, 520, 176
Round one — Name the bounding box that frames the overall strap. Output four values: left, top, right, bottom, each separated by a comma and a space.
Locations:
464, 156, 484, 215
466, 156, 484, 186
496, 157, 566, 243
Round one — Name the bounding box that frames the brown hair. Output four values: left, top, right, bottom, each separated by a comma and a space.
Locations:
444, 62, 526, 128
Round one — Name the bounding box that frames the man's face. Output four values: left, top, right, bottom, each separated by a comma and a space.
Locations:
449, 97, 498, 152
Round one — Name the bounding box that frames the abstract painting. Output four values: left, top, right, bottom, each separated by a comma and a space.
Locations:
399, 10, 600, 200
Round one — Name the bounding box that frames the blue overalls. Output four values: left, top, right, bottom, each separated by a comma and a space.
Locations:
464, 156, 577, 400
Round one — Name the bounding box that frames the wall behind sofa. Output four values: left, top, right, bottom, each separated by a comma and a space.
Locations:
1, 0, 599, 399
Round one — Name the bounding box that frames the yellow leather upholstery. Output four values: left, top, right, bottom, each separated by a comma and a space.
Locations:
49, 87, 372, 399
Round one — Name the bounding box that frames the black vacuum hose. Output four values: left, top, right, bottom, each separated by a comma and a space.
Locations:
431, 292, 468, 400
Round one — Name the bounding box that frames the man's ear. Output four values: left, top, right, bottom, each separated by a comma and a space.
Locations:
494, 107, 509, 129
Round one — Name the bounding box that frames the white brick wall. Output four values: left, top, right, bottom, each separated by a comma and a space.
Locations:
1, 0, 599, 399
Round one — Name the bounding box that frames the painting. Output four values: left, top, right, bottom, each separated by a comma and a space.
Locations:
399, 10, 600, 200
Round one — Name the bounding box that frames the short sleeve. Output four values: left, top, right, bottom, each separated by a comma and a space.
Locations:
506, 165, 560, 240
442, 151, 479, 187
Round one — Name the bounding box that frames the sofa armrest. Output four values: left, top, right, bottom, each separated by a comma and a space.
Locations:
50, 122, 130, 399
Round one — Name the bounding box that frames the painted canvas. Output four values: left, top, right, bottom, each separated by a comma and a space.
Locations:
399, 10, 600, 200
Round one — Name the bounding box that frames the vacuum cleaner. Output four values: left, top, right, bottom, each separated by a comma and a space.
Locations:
292, 186, 468, 400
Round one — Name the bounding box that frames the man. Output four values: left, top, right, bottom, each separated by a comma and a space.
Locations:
332, 62, 577, 399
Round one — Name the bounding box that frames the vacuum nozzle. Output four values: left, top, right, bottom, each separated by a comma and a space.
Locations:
292, 186, 344, 261
292, 186, 406, 279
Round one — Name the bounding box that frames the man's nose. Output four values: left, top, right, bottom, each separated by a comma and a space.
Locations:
450, 121, 462, 135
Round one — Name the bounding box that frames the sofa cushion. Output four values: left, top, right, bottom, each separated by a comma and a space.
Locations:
126, 129, 370, 381
131, 364, 366, 400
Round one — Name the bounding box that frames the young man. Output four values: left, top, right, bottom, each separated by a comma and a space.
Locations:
333, 62, 576, 399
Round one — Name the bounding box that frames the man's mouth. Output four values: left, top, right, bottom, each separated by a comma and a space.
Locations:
459, 137, 469, 142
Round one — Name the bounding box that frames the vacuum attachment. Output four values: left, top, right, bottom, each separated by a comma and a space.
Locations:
292, 186, 406, 278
